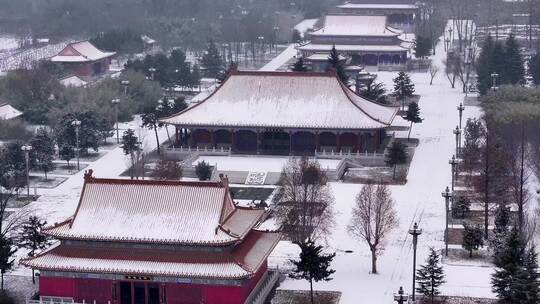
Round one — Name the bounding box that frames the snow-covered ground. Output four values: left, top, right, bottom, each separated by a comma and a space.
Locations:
294, 19, 318, 38
193, 155, 341, 172
258, 44, 298, 71
269, 37, 493, 302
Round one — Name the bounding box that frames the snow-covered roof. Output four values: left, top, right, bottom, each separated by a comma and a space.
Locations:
43, 174, 266, 245
297, 42, 410, 52
51, 41, 115, 63
0, 103, 22, 120
161, 71, 398, 130
310, 15, 401, 37
22, 230, 281, 279
59, 75, 88, 87
337, 3, 418, 10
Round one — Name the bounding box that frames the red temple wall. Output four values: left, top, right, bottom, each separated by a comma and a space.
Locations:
39, 263, 268, 304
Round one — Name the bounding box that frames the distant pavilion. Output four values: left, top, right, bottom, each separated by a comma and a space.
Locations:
297, 14, 412, 67
162, 70, 399, 155
335, 1, 418, 32
51, 40, 115, 79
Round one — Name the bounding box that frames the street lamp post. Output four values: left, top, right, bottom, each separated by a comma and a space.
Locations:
408, 222, 422, 301
449, 155, 459, 192
453, 126, 461, 156
457, 102, 465, 129
72, 120, 81, 171
393, 286, 409, 304
121, 80, 130, 95
445, 38, 450, 53
491, 72, 499, 91
148, 67, 156, 81
112, 98, 120, 144
21, 144, 32, 200
442, 186, 453, 256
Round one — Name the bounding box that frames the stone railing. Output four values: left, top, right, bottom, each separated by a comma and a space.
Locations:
244, 268, 281, 304
164, 146, 231, 160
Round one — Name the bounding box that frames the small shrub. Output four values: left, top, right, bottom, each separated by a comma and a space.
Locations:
0, 291, 16, 304
195, 161, 212, 181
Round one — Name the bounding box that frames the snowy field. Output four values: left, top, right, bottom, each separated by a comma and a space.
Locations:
269, 38, 492, 302
192, 155, 341, 172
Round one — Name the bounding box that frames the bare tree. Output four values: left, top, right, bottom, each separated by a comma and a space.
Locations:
429, 62, 439, 85
348, 183, 398, 274
274, 157, 335, 245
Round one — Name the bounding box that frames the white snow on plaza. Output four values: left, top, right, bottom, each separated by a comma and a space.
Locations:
193, 155, 341, 172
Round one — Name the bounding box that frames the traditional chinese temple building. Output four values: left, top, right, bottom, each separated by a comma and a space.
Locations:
162, 70, 399, 155
297, 14, 412, 67
334, 1, 418, 32
51, 41, 115, 79
22, 172, 281, 304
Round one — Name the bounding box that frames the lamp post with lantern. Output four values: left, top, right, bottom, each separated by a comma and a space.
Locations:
409, 222, 422, 301
112, 98, 121, 144
442, 186, 453, 256
393, 286, 409, 304
21, 144, 32, 200
72, 120, 81, 171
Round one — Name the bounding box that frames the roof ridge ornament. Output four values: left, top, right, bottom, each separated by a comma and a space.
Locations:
83, 169, 94, 181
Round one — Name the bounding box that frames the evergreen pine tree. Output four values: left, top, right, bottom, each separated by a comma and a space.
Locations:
201, 40, 223, 78
18, 216, 50, 284
462, 222, 484, 258
492, 228, 525, 301
414, 35, 432, 58
59, 145, 75, 170
30, 128, 55, 180
504, 33, 525, 85
358, 78, 387, 103
404, 102, 422, 141
476, 35, 495, 95
121, 129, 141, 179
385, 141, 408, 180
489, 204, 511, 259
393, 72, 415, 110
0, 236, 16, 291
327, 45, 349, 84
292, 57, 309, 72
529, 53, 540, 86
416, 247, 445, 304
195, 161, 212, 181
290, 241, 336, 304
511, 247, 540, 303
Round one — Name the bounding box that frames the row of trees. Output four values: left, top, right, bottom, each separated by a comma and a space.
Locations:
477, 34, 525, 94
125, 49, 202, 88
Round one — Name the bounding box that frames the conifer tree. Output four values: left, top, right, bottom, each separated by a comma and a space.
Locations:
414, 35, 432, 58
476, 35, 495, 95
201, 40, 223, 78
385, 141, 408, 180
462, 222, 484, 258
327, 45, 348, 84
504, 33, 525, 85
511, 247, 540, 303
416, 247, 445, 304
292, 57, 309, 72
529, 53, 540, 86
489, 204, 511, 259
18, 216, 50, 284
404, 102, 422, 141
358, 78, 387, 103
30, 128, 55, 180
290, 241, 336, 304
0, 236, 16, 291
59, 145, 75, 170
492, 228, 525, 301
393, 72, 415, 110
121, 129, 141, 179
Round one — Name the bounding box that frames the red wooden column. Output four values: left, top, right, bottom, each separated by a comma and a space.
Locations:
357, 132, 362, 153
289, 130, 293, 155
256, 129, 260, 154
210, 129, 215, 149
315, 132, 320, 153
336, 132, 341, 152
230, 129, 235, 152
374, 130, 380, 151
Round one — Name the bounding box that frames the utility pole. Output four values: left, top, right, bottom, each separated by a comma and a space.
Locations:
72, 120, 81, 171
